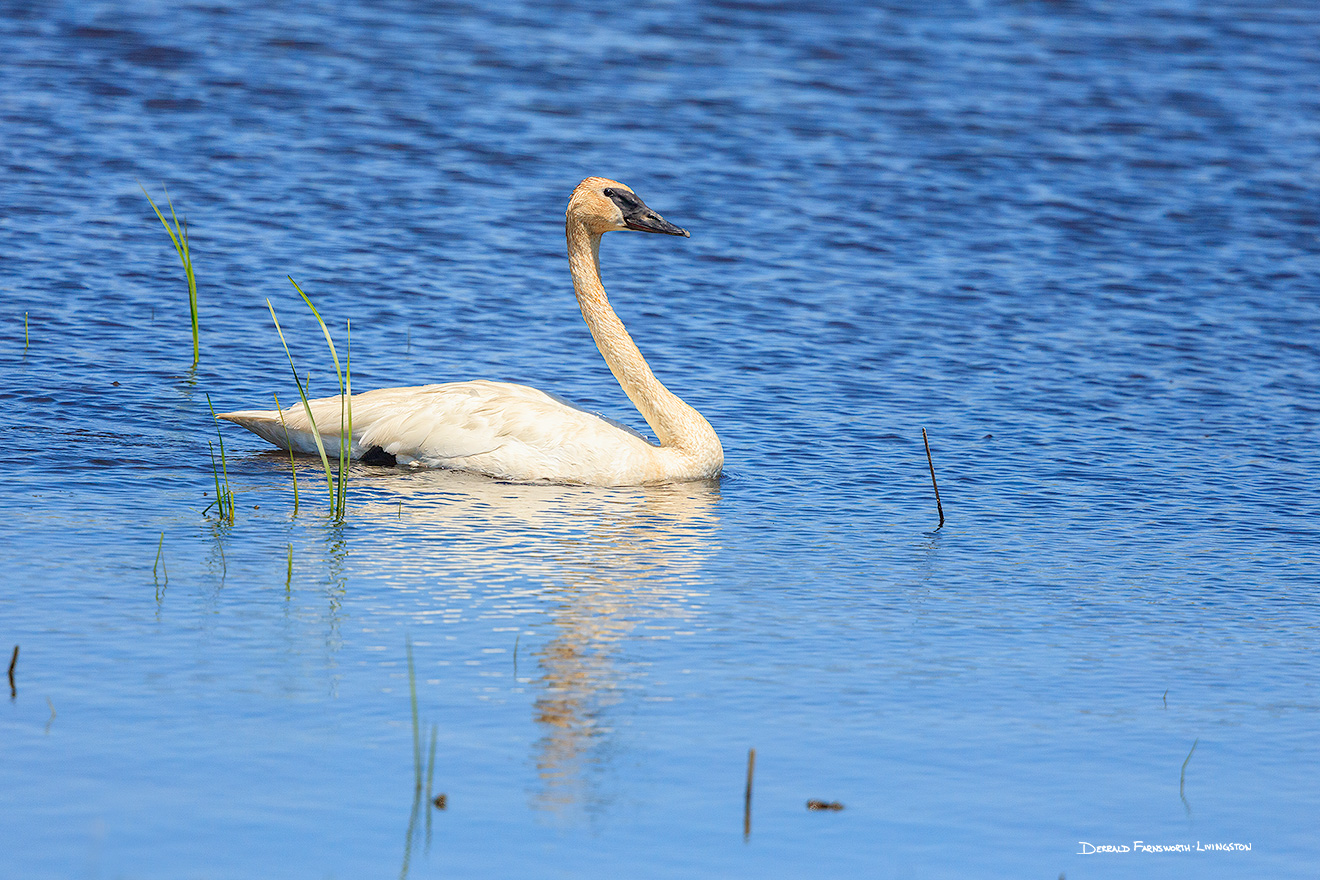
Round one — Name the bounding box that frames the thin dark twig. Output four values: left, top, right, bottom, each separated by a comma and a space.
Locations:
7, 645, 17, 699
743, 747, 756, 840
922, 428, 945, 531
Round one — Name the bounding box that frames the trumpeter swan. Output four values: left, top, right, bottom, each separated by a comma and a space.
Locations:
218, 177, 723, 486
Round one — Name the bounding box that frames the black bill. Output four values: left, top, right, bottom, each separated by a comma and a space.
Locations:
604, 187, 690, 237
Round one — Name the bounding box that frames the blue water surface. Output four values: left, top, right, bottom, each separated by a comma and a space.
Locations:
2, 1, 1318, 878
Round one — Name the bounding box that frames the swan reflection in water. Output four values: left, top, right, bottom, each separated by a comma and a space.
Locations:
346, 465, 721, 813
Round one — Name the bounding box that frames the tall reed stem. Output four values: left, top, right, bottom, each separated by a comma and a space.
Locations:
206, 393, 235, 523
268, 278, 352, 521
273, 392, 300, 515
141, 184, 199, 367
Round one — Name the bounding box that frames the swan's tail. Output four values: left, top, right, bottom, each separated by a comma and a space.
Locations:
217, 409, 296, 453
215, 407, 342, 456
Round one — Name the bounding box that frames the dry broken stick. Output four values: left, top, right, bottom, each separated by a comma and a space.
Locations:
922, 427, 945, 530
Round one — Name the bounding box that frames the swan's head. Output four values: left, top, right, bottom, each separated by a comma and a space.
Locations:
568, 177, 690, 238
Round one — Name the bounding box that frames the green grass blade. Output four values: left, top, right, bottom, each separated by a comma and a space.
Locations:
268, 299, 337, 512
287, 277, 350, 520
206, 393, 234, 522
141, 183, 200, 366
169, 197, 198, 363
141, 184, 186, 263
273, 392, 300, 515
338, 319, 352, 517
179, 215, 199, 366
288, 277, 344, 387
425, 723, 437, 799
153, 531, 168, 584
207, 441, 225, 518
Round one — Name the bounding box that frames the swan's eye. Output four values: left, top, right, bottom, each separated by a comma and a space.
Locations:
604, 188, 641, 211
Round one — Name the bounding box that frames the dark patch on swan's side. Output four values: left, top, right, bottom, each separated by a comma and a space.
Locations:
362, 445, 397, 466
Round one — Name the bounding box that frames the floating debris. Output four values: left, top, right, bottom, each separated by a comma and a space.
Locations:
806, 799, 844, 811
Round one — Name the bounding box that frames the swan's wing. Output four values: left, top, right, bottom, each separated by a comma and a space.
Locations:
524, 388, 651, 443
354, 381, 658, 475
219, 380, 655, 480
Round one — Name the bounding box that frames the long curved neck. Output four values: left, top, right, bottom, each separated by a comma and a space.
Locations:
565, 218, 717, 455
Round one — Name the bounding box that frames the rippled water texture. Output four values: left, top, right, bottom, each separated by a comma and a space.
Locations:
2, 1, 1318, 877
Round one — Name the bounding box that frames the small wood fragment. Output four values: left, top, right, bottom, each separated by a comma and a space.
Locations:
806, 799, 844, 811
